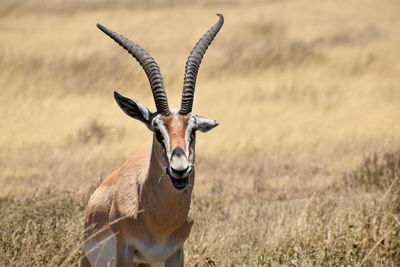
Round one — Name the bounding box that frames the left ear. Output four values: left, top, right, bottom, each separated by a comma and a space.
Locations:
114, 91, 155, 130
196, 117, 219, 133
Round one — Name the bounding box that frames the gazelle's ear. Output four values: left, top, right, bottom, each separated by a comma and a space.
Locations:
114, 91, 154, 130
196, 117, 219, 133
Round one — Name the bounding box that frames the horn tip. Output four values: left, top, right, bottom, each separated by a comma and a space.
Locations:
114, 91, 122, 98
216, 13, 224, 21
96, 23, 108, 33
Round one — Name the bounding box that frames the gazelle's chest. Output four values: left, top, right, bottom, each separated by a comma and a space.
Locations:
127, 238, 182, 263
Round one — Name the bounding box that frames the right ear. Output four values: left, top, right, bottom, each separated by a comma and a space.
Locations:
114, 91, 154, 130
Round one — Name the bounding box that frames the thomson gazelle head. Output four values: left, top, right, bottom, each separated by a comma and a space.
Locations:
97, 14, 223, 191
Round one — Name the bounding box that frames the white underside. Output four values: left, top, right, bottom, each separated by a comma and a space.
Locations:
128, 238, 181, 263
84, 233, 181, 266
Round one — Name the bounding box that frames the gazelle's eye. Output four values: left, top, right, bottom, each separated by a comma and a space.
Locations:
155, 129, 164, 143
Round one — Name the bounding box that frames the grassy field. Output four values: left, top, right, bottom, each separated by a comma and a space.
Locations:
1, 0, 400, 265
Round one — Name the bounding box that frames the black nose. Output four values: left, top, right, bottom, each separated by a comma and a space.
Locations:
171, 146, 185, 158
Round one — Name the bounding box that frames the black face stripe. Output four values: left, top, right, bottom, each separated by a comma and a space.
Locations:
190, 128, 196, 143
154, 129, 164, 143
152, 115, 171, 157
184, 115, 197, 157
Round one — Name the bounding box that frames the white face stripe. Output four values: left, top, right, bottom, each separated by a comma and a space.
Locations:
185, 115, 197, 159
153, 115, 171, 159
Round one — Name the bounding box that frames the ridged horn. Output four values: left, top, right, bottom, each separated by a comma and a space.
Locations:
180, 14, 224, 115
97, 23, 170, 116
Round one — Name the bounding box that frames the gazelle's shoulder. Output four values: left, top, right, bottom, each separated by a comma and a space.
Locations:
119, 151, 151, 178
109, 151, 150, 216
126, 151, 151, 165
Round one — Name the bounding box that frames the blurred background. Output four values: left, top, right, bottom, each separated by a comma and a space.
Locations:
1, 0, 400, 265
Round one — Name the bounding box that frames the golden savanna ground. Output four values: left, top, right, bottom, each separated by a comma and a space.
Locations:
1, 0, 400, 265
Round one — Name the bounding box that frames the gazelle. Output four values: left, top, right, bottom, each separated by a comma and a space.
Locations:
81, 14, 224, 267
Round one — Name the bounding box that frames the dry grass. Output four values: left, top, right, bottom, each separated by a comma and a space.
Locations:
1, 0, 400, 265
1, 153, 399, 265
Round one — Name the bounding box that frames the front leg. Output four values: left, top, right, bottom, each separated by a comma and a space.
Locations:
83, 228, 118, 267
165, 248, 183, 267
116, 240, 134, 267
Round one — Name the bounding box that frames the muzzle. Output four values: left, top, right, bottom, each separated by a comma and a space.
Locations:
167, 147, 192, 190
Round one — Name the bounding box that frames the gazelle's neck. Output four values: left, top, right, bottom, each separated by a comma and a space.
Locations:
139, 140, 194, 242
